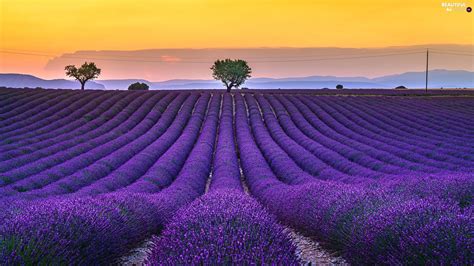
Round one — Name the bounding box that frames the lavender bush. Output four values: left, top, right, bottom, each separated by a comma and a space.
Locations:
0, 88, 473, 264
0, 193, 161, 264
145, 191, 299, 265
234, 92, 474, 265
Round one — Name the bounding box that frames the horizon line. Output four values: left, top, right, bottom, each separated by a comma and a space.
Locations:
2, 68, 472, 83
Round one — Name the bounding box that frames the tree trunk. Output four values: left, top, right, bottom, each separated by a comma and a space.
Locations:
81, 82, 85, 90
226, 85, 231, 93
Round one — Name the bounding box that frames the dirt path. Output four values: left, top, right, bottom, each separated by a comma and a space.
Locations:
119, 229, 349, 265
118, 239, 153, 265
287, 228, 348, 265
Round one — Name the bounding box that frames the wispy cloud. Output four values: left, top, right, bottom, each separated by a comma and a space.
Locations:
160, 55, 181, 62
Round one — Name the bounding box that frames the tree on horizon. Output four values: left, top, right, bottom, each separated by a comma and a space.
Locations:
128, 82, 149, 90
211, 59, 251, 92
65, 62, 101, 90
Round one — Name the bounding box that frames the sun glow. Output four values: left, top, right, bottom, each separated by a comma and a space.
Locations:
0, 0, 472, 77
1, 0, 472, 53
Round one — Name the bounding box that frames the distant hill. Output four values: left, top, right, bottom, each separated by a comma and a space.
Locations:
66, 78, 381, 90
93, 69, 471, 90
372, 69, 474, 88
0, 74, 105, 90
96, 79, 151, 90
42, 44, 473, 81
1, 69, 472, 90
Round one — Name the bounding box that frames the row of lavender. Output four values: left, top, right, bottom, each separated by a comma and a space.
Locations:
234, 93, 473, 264
3, 87, 474, 97
0, 88, 473, 264
1, 90, 472, 199
0, 92, 299, 264
237, 88, 474, 96
146, 94, 298, 264
147, 92, 474, 264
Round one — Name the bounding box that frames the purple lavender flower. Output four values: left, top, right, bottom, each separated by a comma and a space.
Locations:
145, 191, 298, 265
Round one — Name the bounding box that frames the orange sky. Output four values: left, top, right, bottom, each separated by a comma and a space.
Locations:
0, 0, 473, 77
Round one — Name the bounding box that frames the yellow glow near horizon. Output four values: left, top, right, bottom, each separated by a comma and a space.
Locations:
1, 0, 472, 54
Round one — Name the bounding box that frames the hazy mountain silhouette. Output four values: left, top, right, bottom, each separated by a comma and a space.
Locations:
97, 69, 473, 89
372, 69, 474, 88
43, 44, 473, 81
0, 74, 105, 90
1, 69, 472, 90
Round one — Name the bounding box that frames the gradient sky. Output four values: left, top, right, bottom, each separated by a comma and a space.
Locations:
0, 0, 472, 78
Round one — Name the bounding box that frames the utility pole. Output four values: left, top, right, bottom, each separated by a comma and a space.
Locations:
425, 49, 429, 92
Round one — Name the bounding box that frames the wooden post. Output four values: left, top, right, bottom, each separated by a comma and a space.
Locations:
425, 49, 429, 92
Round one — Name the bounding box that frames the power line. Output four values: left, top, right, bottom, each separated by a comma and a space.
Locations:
429, 48, 474, 54
249, 51, 426, 63
0, 50, 209, 63
2, 48, 472, 60
0, 50, 55, 58
431, 51, 474, 57
0, 49, 428, 63
0, 48, 428, 60
426, 49, 429, 92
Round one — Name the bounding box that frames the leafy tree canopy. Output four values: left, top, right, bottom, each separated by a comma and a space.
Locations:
65, 62, 101, 90
128, 82, 149, 91
211, 59, 251, 92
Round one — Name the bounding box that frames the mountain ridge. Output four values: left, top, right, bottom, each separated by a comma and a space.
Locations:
1, 69, 472, 90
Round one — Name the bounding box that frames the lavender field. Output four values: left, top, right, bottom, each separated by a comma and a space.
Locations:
0, 88, 473, 264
